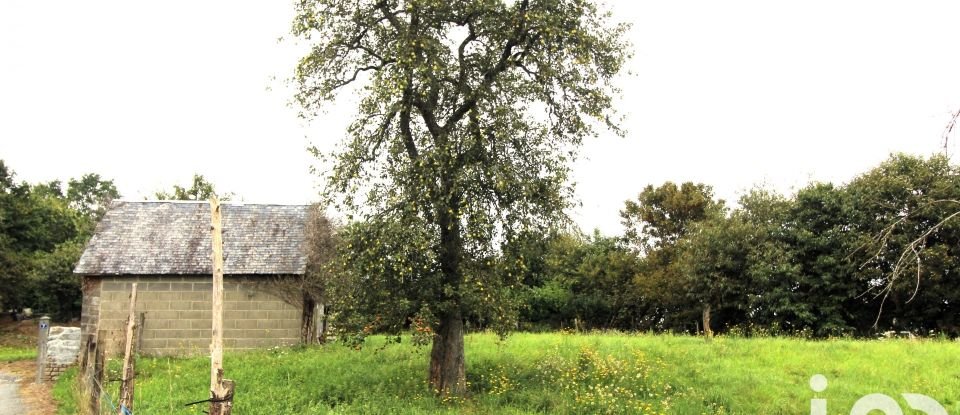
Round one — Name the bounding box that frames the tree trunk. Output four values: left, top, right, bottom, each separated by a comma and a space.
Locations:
300, 292, 317, 345
702, 304, 713, 339
428, 310, 466, 396
429, 192, 466, 396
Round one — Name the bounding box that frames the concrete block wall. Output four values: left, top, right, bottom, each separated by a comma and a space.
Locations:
86, 275, 302, 356
80, 276, 102, 342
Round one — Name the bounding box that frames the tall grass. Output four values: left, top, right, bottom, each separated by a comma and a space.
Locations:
53, 332, 960, 414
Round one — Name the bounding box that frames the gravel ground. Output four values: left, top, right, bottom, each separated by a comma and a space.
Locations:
0, 373, 25, 415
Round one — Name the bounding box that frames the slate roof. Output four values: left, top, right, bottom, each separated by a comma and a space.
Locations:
75, 201, 309, 276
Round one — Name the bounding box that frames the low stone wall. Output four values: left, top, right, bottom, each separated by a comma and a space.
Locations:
43, 326, 81, 382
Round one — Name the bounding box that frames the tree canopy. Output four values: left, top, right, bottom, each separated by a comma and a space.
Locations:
0, 160, 119, 320
612, 154, 960, 337
155, 174, 232, 201
621, 182, 722, 252
293, 0, 630, 394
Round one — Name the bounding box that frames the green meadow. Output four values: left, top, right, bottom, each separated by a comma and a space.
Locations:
0, 345, 35, 362
54, 332, 960, 414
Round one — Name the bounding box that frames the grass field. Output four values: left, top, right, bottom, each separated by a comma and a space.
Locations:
0, 320, 47, 362
53, 332, 960, 414
0, 345, 36, 362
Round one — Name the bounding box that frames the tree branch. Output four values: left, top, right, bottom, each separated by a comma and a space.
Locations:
331, 63, 391, 90
399, 93, 419, 160
443, 0, 531, 133
855, 199, 960, 327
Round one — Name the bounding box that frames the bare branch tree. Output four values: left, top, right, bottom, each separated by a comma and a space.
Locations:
943, 106, 960, 157
856, 199, 960, 327
250, 205, 339, 344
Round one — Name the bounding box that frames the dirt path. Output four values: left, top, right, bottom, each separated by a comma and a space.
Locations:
0, 320, 68, 414
0, 361, 58, 415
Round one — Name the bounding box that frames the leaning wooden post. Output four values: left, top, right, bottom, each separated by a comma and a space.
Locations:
209, 197, 234, 415
117, 283, 139, 414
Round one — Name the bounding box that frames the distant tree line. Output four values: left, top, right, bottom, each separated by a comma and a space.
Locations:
495, 153, 960, 337
5, 152, 956, 338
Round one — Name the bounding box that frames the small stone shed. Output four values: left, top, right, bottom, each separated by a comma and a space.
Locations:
75, 201, 310, 356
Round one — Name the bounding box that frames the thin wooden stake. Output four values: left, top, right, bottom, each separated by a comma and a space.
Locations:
94, 330, 106, 415
117, 283, 138, 414
135, 312, 145, 355
80, 332, 98, 415
318, 303, 328, 344
209, 197, 233, 415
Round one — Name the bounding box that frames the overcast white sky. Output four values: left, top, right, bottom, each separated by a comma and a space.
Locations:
2, 1, 959, 235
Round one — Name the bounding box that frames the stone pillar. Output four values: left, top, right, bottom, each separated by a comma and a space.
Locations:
42, 327, 81, 382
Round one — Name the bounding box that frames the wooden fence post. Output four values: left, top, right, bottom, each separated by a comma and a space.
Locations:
117, 283, 138, 414
79, 332, 98, 415
209, 197, 233, 415
135, 312, 145, 355
35, 315, 50, 384
94, 330, 106, 415
318, 303, 327, 344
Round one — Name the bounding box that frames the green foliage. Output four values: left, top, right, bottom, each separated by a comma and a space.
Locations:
734, 189, 808, 332
567, 232, 643, 329
293, 0, 630, 390
52, 333, 960, 414
31, 240, 86, 320
0, 160, 119, 320
155, 174, 232, 201
329, 217, 444, 339
779, 183, 863, 335
66, 173, 119, 223
622, 182, 724, 331
504, 231, 581, 328
621, 182, 724, 252
502, 230, 641, 331
845, 154, 960, 333
1, 179, 78, 253
676, 215, 756, 330
621, 154, 960, 337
